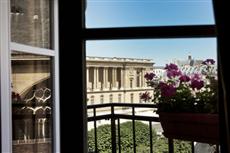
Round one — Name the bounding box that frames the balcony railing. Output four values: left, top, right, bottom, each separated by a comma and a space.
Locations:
87, 103, 198, 153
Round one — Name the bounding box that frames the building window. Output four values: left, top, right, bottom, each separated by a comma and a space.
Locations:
90, 96, 94, 105
130, 79, 133, 88
100, 95, 104, 104
130, 93, 134, 103
139, 93, 142, 103
109, 94, 113, 103
118, 94, 122, 103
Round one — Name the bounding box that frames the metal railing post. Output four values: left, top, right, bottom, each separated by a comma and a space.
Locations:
118, 118, 121, 153
132, 107, 136, 153
191, 142, 194, 153
149, 121, 153, 153
168, 138, 174, 153
111, 105, 117, 153
93, 108, 98, 153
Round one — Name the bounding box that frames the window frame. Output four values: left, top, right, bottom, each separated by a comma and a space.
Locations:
0, 0, 60, 152
57, 0, 230, 153
83, 2, 218, 153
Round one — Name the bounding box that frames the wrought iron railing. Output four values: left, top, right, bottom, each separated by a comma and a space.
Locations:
87, 103, 196, 153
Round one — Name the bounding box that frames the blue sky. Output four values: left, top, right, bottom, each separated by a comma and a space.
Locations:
86, 39, 216, 66
86, 0, 215, 27
86, 0, 216, 66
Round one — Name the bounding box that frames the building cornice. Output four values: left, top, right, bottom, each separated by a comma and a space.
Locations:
86, 56, 154, 64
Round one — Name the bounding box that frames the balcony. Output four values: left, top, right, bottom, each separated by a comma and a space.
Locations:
87, 103, 219, 153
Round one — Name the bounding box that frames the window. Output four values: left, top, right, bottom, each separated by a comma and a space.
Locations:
139, 93, 142, 103
0, 1, 59, 152
109, 94, 113, 103
90, 96, 94, 105
130, 79, 133, 88
11, 53, 52, 146
100, 95, 104, 104
130, 93, 134, 103
53, 0, 230, 152
118, 94, 122, 103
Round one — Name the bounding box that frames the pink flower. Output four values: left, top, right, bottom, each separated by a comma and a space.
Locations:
190, 79, 204, 90
167, 70, 182, 78
143, 60, 217, 112
165, 63, 178, 71
159, 82, 176, 97
179, 75, 190, 82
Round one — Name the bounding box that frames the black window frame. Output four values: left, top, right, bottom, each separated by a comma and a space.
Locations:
59, 0, 230, 153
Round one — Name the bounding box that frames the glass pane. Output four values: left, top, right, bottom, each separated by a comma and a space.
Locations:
11, 0, 52, 49
86, 39, 217, 103
86, 38, 218, 152
86, 0, 215, 28
11, 52, 52, 153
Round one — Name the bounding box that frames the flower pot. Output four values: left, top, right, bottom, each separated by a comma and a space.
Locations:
159, 112, 219, 144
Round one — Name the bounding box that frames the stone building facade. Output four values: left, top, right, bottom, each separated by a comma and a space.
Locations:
86, 56, 154, 105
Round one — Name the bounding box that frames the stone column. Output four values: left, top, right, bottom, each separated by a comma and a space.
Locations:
93, 67, 99, 90
120, 68, 124, 89
112, 68, 117, 89
96, 67, 100, 90
140, 69, 143, 88
140, 70, 142, 87
42, 118, 46, 138
103, 67, 108, 90
142, 69, 146, 87
93, 67, 96, 90
124, 68, 129, 89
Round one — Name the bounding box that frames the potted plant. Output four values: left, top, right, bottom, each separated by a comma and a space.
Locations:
141, 59, 219, 144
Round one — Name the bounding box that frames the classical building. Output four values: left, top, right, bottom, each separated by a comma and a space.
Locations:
86, 56, 154, 105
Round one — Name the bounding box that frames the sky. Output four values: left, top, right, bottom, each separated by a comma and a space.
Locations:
85, 0, 216, 66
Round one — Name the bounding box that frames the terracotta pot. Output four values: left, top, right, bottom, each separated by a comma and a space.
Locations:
159, 112, 219, 144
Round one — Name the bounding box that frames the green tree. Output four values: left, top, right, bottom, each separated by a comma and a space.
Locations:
118, 121, 157, 152
88, 124, 112, 153
153, 137, 168, 153
88, 121, 156, 152
88, 121, 192, 153
174, 140, 192, 153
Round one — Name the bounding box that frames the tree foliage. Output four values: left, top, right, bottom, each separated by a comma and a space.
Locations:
88, 121, 191, 153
